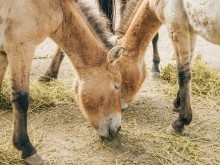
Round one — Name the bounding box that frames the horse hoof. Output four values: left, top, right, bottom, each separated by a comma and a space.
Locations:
149, 72, 160, 80
25, 153, 44, 165
166, 125, 183, 135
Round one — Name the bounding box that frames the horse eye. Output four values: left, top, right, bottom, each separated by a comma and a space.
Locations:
114, 83, 121, 89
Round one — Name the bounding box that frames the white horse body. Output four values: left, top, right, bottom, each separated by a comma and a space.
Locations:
150, 0, 220, 134
184, 0, 220, 44
157, 0, 220, 45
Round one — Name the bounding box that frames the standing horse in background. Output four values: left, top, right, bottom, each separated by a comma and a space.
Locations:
39, 0, 161, 82
118, 0, 220, 134
0, 0, 123, 164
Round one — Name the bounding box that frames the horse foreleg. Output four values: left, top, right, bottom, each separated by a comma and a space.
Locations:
6, 44, 44, 164
166, 25, 193, 134
172, 34, 197, 113
0, 52, 8, 92
38, 47, 65, 82
149, 33, 160, 79
0, 52, 9, 109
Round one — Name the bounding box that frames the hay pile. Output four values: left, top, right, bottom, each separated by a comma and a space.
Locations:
1, 57, 220, 164
0, 77, 74, 112
160, 57, 220, 98
157, 57, 220, 164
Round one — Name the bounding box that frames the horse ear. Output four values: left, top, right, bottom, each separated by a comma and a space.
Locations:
107, 46, 124, 63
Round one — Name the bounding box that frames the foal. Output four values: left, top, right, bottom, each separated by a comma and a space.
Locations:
0, 0, 123, 164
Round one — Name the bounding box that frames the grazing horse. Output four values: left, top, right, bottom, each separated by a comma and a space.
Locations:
118, 0, 220, 133
0, 0, 123, 164
39, 0, 161, 82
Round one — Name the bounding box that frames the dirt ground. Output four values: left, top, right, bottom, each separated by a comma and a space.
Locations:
0, 26, 220, 164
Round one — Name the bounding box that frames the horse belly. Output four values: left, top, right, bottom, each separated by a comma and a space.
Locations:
184, 0, 220, 45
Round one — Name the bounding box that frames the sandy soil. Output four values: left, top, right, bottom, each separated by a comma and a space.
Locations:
0, 26, 220, 164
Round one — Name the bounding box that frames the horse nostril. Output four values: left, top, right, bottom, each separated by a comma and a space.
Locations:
109, 126, 121, 139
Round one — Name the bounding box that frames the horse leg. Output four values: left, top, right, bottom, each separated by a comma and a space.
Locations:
149, 33, 160, 79
0, 52, 9, 109
6, 44, 44, 164
166, 25, 193, 134
38, 47, 65, 82
173, 34, 197, 112
0, 52, 8, 92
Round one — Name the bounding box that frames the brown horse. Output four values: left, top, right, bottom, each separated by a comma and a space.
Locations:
0, 0, 123, 164
117, 0, 160, 78
38, 0, 160, 110
39, 0, 161, 82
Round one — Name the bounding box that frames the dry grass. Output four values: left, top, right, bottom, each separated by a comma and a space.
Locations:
0, 57, 220, 164
0, 124, 44, 165
157, 57, 220, 164
160, 57, 220, 100
0, 76, 74, 112
0, 77, 75, 164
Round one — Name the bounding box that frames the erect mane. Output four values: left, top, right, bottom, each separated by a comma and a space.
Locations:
96, 0, 115, 32
76, 0, 114, 49
116, 0, 144, 38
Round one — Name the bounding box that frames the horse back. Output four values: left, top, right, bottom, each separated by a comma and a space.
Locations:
0, 0, 62, 48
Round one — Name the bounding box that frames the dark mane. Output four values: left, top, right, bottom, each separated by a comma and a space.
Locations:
97, 0, 115, 32
116, 0, 143, 38
76, 0, 114, 48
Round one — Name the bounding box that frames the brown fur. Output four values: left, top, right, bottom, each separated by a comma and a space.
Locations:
116, 0, 144, 37
0, 0, 123, 163
38, 0, 217, 137
115, 0, 162, 107
40, 0, 161, 109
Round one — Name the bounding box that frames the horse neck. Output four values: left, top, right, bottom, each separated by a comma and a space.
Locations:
51, 1, 109, 71
120, 0, 162, 58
